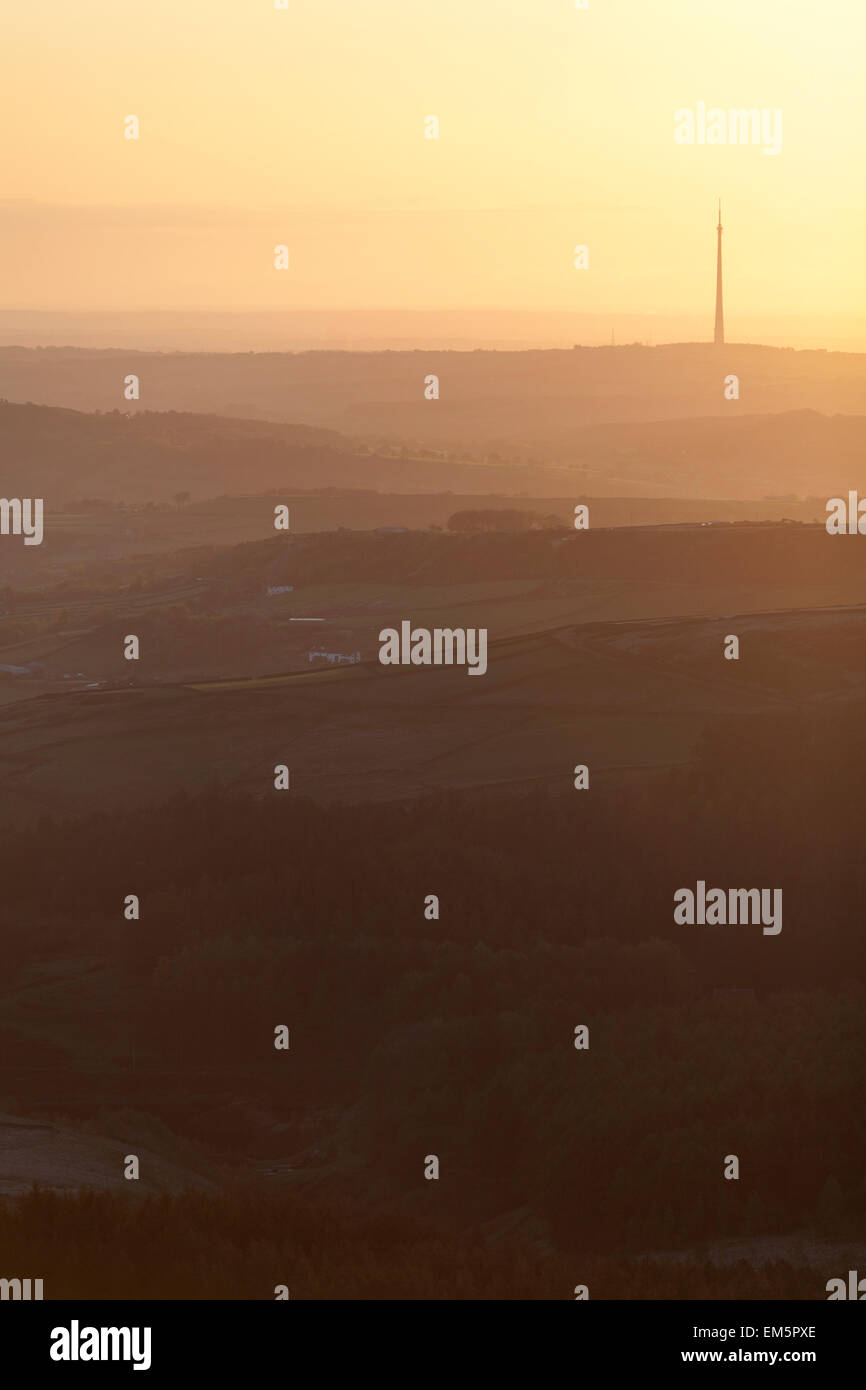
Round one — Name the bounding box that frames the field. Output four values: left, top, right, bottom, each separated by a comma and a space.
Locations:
1, 517, 863, 1295
0, 595, 862, 821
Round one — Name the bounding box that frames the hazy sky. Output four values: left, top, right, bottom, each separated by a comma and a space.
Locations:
2, 0, 864, 343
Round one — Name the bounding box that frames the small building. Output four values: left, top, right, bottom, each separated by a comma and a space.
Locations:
267, 585, 294, 596
307, 650, 361, 666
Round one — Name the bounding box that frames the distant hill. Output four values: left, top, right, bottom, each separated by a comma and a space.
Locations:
0, 519, 865, 820
0, 401, 564, 503
192, 519, 866, 593
2, 397, 866, 505
1, 343, 865, 466
0, 600, 863, 823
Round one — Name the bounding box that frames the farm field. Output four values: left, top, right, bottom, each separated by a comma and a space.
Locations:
0, 604, 862, 823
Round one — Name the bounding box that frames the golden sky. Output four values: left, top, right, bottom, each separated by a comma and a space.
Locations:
1, 0, 864, 341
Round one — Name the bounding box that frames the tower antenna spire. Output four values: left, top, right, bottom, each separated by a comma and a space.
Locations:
714, 199, 724, 345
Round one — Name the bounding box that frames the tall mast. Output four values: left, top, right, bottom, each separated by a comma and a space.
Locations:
714, 200, 724, 346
